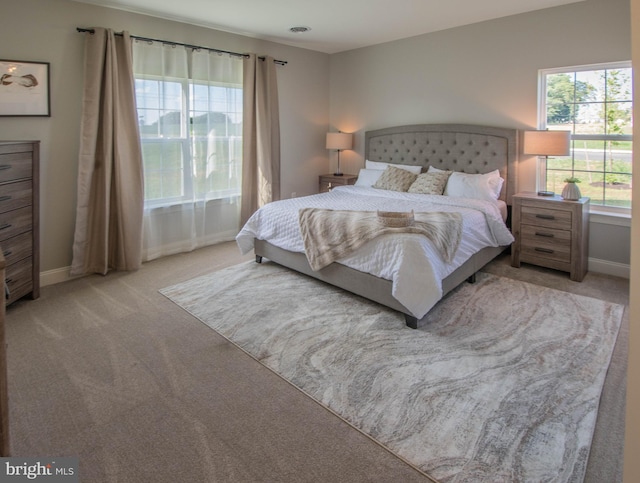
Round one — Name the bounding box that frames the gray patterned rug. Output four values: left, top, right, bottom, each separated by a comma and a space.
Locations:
160, 261, 623, 483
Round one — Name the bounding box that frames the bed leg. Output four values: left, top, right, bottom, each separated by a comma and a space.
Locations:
256, 255, 263, 263
404, 315, 418, 329
467, 273, 476, 284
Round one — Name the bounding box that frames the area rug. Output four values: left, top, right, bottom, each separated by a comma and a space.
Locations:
160, 261, 624, 483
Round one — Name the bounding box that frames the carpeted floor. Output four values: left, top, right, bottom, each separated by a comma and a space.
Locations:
3, 243, 629, 482
161, 261, 624, 482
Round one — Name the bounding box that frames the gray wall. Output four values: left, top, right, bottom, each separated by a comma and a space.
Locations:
0, 0, 330, 274
0, 0, 631, 276
328, 0, 632, 271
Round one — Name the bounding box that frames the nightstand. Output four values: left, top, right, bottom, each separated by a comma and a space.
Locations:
319, 174, 358, 193
511, 192, 589, 282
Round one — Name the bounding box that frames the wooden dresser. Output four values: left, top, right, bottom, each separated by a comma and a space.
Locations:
0, 141, 40, 305
511, 192, 589, 282
0, 251, 8, 455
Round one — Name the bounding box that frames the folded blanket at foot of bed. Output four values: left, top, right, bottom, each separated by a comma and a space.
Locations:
298, 208, 462, 271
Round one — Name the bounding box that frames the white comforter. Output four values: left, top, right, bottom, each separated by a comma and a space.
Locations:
236, 186, 514, 319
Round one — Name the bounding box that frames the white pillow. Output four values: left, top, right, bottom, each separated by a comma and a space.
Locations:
427, 166, 446, 173
366, 160, 422, 174
354, 168, 384, 187
445, 170, 504, 201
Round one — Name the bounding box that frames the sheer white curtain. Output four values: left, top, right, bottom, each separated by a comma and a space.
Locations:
132, 41, 243, 261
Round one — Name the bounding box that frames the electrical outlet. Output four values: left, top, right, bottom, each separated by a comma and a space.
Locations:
291, 192, 297, 198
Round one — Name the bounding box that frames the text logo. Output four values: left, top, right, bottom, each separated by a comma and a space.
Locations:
0, 458, 78, 482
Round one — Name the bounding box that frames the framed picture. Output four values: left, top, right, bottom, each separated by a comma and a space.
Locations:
0, 59, 50, 117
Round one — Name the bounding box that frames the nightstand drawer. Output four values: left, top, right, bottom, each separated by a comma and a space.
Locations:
521, 225, 571, 245
521, 206, 572, 229
520, 233, 571, 264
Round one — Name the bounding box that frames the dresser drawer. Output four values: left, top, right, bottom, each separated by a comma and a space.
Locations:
1, 231, 32, 266
5, 256, 33, 305
521, 205, 572, 230
0, 206, 32, 242
0, 152, 33, 183
0, 181, 32, 214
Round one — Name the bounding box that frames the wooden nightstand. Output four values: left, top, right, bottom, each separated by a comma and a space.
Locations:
511, 192, 589, 282
319, 174, 357, 193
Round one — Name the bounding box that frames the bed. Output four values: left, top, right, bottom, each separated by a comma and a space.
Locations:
237, 124, 518, 328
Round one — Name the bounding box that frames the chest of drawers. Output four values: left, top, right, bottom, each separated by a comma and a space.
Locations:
511, 192, 589, 282
0, 141, 39, 305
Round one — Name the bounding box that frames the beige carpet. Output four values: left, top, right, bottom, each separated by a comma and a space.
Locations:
161, 260, 624, 482
3, 243, 628, 482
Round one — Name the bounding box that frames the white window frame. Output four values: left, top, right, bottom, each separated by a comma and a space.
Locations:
537, 61, 633, 216
135, 75, 243, 209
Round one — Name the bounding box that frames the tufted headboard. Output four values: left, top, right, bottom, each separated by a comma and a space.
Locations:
365, 124, 518, 204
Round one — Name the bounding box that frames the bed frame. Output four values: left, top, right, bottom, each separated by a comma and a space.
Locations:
255, 124, 518, 328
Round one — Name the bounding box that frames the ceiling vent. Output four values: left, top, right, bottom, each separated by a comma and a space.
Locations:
289, 26, 311, 33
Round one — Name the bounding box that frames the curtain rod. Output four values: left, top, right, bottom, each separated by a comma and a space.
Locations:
76, 28, 287, 65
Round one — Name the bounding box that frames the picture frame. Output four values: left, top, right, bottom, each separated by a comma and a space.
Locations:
0, 59, 50, 117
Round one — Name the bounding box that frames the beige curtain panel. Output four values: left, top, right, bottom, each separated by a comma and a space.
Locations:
70, 28, 144, 276
241, 54, 281, 226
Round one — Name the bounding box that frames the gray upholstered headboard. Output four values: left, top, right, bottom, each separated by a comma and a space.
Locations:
364, 124, 518, 204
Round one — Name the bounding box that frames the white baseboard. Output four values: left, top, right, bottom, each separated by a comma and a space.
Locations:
40, 266, 80, 287
588, 258, 630, 279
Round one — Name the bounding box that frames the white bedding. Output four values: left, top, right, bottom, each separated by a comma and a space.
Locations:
236, 186, 514, 319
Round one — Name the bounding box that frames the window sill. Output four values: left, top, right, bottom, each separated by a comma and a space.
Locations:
589, 208, 631, 227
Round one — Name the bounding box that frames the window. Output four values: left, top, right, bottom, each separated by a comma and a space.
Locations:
132, 42, 244, 262
133, 46, 243, 208
539, 62, 632, 210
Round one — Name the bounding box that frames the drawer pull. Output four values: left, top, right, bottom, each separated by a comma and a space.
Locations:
534, 247, 555, 254
0, 195, 11, 202
0, 165, 11, 171
0, 223, 11, 231
2, 250, 11, 257
535, 214, 556, 220
535, 231, 555, 238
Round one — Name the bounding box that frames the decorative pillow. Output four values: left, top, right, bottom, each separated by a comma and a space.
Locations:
372, 165, 418, 192
354, 168, 385, 187
408, 171, 451, 195
428, 166, 503, 201
445, 170, 504, 201
366, 160, 422, 174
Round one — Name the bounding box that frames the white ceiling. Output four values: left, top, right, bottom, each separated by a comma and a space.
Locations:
72, 0, 585, 54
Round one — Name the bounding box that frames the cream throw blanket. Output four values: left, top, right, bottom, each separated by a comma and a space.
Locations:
299, 208, 463, 271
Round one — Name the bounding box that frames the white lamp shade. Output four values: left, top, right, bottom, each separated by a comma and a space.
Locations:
523, 130, 571, 156
326, 132, 353, 150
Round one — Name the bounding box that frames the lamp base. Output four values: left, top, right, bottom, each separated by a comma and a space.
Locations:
333, 172, 344, 176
